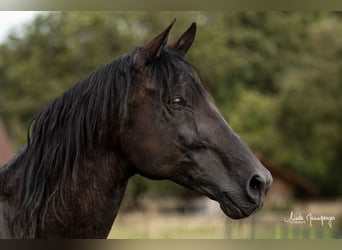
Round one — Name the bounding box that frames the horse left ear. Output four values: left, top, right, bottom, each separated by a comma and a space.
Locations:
140, 19, 176, 63
169, 22, 196, 56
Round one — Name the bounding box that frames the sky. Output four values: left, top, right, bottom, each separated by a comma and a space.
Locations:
0, 11, 44, 43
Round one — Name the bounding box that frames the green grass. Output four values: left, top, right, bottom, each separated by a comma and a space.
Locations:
108, 212, 338, 239
109, 213, 226, 239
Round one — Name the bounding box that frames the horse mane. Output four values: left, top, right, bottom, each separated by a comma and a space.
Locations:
11, 46, 205, 237
12, 49, 136, 237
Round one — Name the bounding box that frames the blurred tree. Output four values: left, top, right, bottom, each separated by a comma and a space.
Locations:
0, 12, 139, 148
227, 13, 342, 196
276, 15, 342, 196
221, 12, 323, 98
227, 89, 280, 157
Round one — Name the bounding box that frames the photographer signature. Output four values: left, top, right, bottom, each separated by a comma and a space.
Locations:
284, 211, 335, 228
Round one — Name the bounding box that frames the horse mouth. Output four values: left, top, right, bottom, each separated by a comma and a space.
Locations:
217, 192, 260, 219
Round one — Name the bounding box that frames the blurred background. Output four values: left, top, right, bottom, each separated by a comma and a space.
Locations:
0, 11, 341, 238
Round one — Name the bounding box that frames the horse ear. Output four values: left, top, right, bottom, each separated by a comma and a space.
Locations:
169, 22, 196, 56
140, 19, 176, 62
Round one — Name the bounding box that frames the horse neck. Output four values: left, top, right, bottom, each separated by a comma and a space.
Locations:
40, 147, 132, 238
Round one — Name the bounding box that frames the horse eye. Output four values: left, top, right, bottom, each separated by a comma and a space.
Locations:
168, 96, 185, 110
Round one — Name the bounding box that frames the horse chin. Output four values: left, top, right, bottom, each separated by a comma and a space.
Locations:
218, 201, 249, 219
217, 193, 258, 220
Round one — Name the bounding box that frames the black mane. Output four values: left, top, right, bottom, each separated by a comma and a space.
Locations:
12, 50, 135, 237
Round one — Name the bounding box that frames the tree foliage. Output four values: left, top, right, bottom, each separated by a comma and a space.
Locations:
0, 12, 341, 197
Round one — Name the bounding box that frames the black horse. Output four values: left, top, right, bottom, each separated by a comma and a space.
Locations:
0, 20, 272, 238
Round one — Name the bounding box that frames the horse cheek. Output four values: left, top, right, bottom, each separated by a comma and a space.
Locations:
121, 114, 173, 179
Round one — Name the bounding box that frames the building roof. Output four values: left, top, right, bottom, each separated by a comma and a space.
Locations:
0, 118, 14, 166
256, 153, 319, 197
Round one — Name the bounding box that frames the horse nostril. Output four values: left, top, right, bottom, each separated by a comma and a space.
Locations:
247, 175, 266, 199
250, 176, 262, 191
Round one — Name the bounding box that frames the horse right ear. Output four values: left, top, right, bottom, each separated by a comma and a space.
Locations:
169, 22, 196, 57
137, 19, 176, 64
